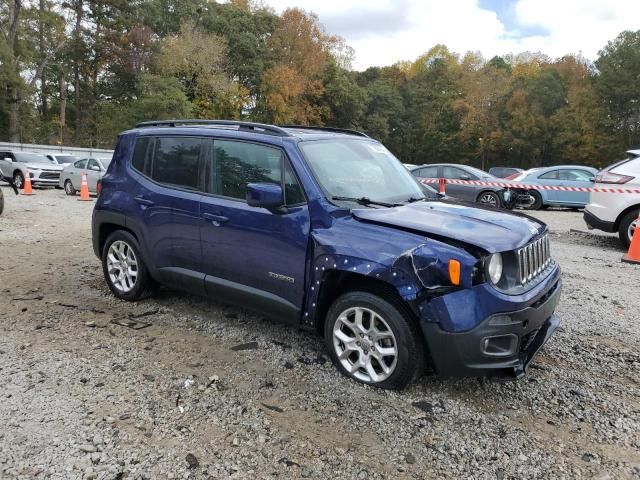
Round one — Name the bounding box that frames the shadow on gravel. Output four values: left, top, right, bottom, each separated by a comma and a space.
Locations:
555, 229, 623, 250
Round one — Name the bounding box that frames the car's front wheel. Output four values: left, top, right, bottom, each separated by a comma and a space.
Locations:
64, 179, 76, 196
619, 209, 639, 249
477, 191, 501, 208
324, 291, 425, 389
102, 230, 157, 301
13, 171, 24, 190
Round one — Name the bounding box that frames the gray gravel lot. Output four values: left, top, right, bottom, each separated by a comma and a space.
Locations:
0, 187, 639, 479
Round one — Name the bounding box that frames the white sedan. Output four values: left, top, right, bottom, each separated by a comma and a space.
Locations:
59, 157, 111, 195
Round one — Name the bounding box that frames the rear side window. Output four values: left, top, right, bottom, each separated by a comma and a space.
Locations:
539, 170, 558, 180
414, 166, 438, 178
443, 166, 476, 180
151, 137, 203, 190
131, 136, 203, 191
74, 159, 87, 169
214, 140, 283, 199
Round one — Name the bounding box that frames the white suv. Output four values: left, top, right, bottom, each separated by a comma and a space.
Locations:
0, 151, 64, 189
584, 149, 640, 248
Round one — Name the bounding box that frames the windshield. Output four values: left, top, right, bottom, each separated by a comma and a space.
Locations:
56, 155, 77, 164
14, 152, 53, 164
299, 138, 426, 205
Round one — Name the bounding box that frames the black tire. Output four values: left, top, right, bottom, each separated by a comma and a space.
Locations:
102, 230, 158, 301
64, 179, 76, 196
324, 291, 425, 389
476, 191, 501, 208
13, 171, 24, 190
618, 209, 639, 249
0, 189, 4, 215
526, 190, 543, 210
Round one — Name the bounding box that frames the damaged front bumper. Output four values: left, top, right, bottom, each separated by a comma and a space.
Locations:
419, 271, 562, 377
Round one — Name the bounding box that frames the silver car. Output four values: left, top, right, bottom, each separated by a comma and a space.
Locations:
0, 150, 65, 189
47, 153, 79, 166
59, 157, 111, 195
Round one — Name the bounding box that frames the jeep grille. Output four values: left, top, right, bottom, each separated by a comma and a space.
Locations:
516, 234, 551, 284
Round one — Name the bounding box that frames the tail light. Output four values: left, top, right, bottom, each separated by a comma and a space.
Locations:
97, 179, 102, 196
594, 171, 634, 184
505, 173, 520, 180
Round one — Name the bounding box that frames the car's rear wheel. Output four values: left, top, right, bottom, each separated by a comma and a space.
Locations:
526, 190, 543, 210
102, 230, 157, 300
477, 191, 501, 208
13, 171, 24, 190
618, 209, 639, 249
0, 189, 4, 215
324, 291, 425, 389
64, 179, 76, 196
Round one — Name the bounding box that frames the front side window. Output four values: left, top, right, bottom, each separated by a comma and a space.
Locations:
214, 140, 283, 200
443, 166, 477, 180
87, 159, 101, 171
299, 139, 424, 204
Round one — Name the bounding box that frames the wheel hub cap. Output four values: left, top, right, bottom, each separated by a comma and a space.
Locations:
333, 306, 398, 383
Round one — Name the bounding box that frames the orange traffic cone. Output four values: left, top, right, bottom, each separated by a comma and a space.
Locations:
438, 177, 446, 196
78, 172, 92, 201
22, 168, 34, 195
622, 215, 640, 264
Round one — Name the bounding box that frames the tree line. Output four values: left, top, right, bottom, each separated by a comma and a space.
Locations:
1, 0, 639, 169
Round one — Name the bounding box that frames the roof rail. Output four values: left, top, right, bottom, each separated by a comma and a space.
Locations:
134, 120, 291, 137
278, 125, 369, 138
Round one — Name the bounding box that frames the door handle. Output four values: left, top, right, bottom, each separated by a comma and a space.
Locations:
134, 196, 155, 207
202, 212, 229, 225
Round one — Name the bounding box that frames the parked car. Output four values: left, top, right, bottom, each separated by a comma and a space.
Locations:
584, 150, 640, 248
93, 120, 561, 389
488, 166, 524, 178
59, 157, 111, 195
47, 153, 79, 165
0, 151, 64, 189
408, 163, 532, 209
511, 165, 598, 210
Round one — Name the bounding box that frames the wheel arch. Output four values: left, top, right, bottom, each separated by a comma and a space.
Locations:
614, 203, 640, 230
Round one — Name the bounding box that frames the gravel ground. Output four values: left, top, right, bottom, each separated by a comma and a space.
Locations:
0, 187, 639, 480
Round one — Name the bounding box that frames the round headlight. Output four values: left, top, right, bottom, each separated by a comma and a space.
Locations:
487, 253, 503, 285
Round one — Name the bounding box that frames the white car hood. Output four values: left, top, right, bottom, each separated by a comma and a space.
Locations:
25, 162, 64, 171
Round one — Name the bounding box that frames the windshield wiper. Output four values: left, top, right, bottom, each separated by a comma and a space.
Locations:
331, 196, 401, 208
404, 196, 426, 203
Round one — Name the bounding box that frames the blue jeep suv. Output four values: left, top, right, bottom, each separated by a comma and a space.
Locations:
92, 120, 561, 389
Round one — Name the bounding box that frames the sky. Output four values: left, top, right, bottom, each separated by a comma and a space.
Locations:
262, 0, 640, 70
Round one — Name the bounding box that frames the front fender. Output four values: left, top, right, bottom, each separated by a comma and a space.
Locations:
302, 216, 478, 327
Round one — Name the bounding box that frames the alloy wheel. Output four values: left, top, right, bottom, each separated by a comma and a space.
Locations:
333, 306, 398, 383
106, 240, 138, 293
479, 192, 499, 207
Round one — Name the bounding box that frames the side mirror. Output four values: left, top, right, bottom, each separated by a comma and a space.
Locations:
90, 165, 101, 171
246, 183, 283, 210
460, 174, 471, 181
3, 157, 11, 162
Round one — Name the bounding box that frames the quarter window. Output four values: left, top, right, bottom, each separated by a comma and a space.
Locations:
214, 140, 284, 200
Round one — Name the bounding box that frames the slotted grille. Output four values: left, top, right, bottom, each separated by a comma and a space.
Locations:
516, 234, 551, 285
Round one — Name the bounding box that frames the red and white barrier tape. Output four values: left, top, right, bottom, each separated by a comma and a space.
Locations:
419, 178, 640, 194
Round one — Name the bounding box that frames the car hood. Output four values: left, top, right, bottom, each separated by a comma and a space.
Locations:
352, 200, 546, 253
25, 162, 64, 171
